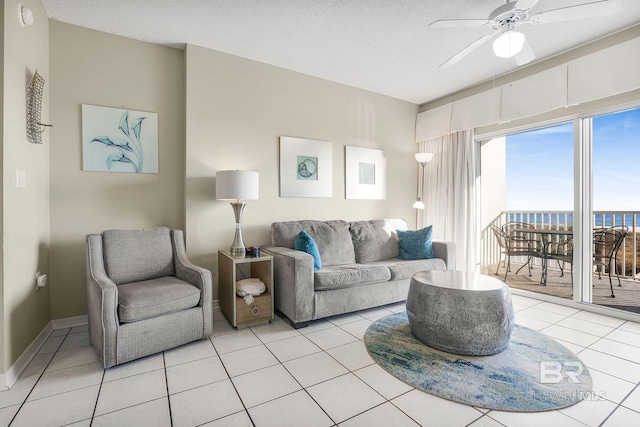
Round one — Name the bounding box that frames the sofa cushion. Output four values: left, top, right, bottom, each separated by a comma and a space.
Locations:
365, 258, 447, 280
294, 231, 322, 271
314, 264, 391, 291
271, 220, 356, 266
350, 219, 407, 263
103, 227, 175, 285
397, 226, 434, 260
117, 276, 201, 323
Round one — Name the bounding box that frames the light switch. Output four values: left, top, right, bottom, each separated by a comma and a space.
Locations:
16, 169, 27, 188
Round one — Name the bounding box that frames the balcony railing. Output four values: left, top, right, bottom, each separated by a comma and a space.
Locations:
482, 210, 640, 279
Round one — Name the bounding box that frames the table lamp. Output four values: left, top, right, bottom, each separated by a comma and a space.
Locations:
216, 170, 259, 257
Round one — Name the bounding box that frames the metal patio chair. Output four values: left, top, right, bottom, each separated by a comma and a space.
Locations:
593, 225, 628, 298
545, 234, 574, 281
491, 224, 541, 282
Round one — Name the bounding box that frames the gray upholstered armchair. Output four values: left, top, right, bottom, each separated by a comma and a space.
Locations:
86, 227, 213, 368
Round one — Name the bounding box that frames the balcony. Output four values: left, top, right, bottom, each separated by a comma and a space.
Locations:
481, 210, 640, 315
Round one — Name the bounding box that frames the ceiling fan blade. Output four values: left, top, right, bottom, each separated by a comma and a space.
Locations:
440, 34, 494, 68
513, 0, 540, 12
429, 19, 489, 29
530, 0, 622, 25
514, 40, 536, 66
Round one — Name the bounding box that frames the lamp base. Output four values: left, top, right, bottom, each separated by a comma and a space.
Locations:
229, 246, 245, 258
229, 202, 246, 258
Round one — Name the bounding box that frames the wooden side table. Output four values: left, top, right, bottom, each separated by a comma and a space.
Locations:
218, 250, 274, 329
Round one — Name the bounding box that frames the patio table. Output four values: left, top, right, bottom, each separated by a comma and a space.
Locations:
509, 228, 573, 285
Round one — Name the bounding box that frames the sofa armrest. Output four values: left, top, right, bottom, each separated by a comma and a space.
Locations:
86, 234, 119, 368
262, 246, 315, 325
172, 229, 213, 336
432, 241, 457, 270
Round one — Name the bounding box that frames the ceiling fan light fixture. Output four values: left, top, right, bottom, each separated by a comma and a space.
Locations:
492, 30, 525, 58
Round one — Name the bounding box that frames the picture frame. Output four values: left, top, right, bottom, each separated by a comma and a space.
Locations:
345, 146, 386, 200
82, 104, 159, 173
279, 136, 332, 197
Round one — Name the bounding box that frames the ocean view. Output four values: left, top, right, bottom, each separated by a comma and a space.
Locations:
506, 212, 637, 228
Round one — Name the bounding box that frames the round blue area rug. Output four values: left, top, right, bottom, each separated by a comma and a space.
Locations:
364, 312, 593, 412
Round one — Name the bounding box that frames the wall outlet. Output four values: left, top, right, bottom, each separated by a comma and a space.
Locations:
36, 271, 47, 289
16, 169, 27, 188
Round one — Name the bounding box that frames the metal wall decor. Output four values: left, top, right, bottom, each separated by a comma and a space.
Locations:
26, 70, 52, 144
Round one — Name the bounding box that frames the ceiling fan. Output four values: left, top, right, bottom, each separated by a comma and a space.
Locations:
430, 0, 623, 68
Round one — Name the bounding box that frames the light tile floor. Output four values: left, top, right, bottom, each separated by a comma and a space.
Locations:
2, 296, 640, 426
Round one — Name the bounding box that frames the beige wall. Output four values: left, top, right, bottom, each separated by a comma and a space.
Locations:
48, 25, 418, 316
185, 45, 419, 300
2, 0, 50, 371
49, 22, 185, 318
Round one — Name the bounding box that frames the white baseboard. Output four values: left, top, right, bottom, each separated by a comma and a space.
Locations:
51, 315, 88, 330
3, 321, 53, 389
2, 307, 223, 389
3, 315, 89, 389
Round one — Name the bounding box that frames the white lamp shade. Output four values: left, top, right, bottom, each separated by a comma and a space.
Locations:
493, 30, 525, 59
412, 199, 425, 209
216, 170, 259, 200
415, 152, 434, 163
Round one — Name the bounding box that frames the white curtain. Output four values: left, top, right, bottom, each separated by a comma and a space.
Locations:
418, 130, 477, 272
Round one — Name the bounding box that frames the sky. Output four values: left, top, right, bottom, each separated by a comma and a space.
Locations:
505, 107, 640, 212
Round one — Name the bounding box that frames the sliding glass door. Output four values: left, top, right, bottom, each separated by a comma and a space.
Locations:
588, 107, 640, 313
480, 123, 575, 299
480, 105, 640, 315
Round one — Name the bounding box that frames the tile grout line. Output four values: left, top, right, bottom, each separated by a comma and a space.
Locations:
463, 412, 495, 427
387, 390, 426, 427
250, 323, 339, 425
558, 305, 640, 427
297, 309, 410, 425
7, 303, 639, 426
8, 328, 72, 426
162, 352, 174, 427
88, 368, 107, 426
599, 382, 640, 427
213, 328, 258, 426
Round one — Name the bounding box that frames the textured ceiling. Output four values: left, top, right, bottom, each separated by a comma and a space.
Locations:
41, 0, 640, 105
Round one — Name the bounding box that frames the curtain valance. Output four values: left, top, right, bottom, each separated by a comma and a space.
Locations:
416, 36, 640, 142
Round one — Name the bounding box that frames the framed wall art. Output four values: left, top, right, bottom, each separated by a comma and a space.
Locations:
279, 136, 332, 197
345, 146, 386, 199
82, 104, 159, 173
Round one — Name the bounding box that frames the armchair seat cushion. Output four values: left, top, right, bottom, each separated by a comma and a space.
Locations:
117, 276, 201, 323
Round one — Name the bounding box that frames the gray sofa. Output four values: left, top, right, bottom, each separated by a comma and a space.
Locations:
263, 219, 456, 327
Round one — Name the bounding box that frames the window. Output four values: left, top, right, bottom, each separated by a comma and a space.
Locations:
480, 106, 640, 314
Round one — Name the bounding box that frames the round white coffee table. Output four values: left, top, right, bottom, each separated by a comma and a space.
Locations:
406, 270, 514, 356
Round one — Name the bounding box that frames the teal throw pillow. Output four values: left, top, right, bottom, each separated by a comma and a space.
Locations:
294, 230, 322, 271
397, 226, 434, 260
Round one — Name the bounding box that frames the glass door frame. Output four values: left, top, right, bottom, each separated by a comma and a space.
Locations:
476, 101, 640, 318
574, 117, 592, 304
